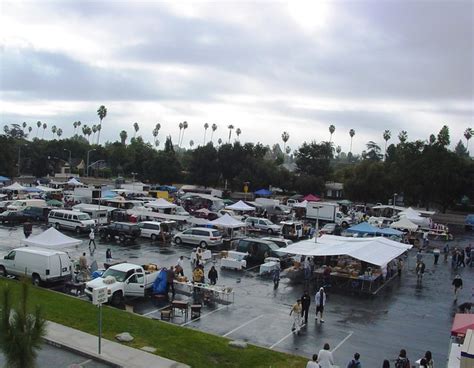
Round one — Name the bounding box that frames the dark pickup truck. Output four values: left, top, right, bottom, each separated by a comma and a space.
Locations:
0, 210, 28, 225
99, 222, 141, 243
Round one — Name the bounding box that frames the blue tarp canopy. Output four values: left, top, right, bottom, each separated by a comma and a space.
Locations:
255, 188, 272, 196
377, 227, 403, 236
346, 222, 403, 237
0, 176, 10, 182
24, 187, 42, 193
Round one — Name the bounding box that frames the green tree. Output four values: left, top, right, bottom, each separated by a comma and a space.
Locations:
454, 140, 469, 158
0, 281, 46, 368
96, 105, 107, 145
398, 130, 408, 144
365, 141, 383, 161
437, 125, 450, 147
295, 141, 333, 180
189, 144, 219, 187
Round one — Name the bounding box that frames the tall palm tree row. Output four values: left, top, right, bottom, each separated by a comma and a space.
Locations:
211, 123, 217, 143
227, 124, 234, 143
383, 129, 391, 159
96, 105, 107, 145
133, 122, 140, 138
42, 123, 47, 139
464, 127, 473, 152
179, 121, 188, 147
203, 123, 209, 145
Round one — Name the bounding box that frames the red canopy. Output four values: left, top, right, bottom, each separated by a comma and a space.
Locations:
451, 314, 474, 337
303, 194, 321, 202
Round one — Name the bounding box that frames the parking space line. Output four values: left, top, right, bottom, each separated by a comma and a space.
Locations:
79, 359, 92, 366
269, 324, 306, 349
223, 314, 264, 337
142, 304, 171, 317
181, 305, 227, 326
332, 331, 354, 353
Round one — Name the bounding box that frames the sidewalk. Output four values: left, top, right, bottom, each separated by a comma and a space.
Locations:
45, 321, 190, 368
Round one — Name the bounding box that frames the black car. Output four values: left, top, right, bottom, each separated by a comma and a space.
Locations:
0, 210, 29, 225
99, 222, 141, 243
23, 206, 50, 222
235, 238, 291, 268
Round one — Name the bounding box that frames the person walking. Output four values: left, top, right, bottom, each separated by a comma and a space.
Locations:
382, 360, 390, 368
347, 352, 361, 368
273, 266, 280, 288
315, 287, 326, 323
397, 258, 403, 277
433, 247, 440, 265
458, 248, 466, 268
317, 343, 334, 368
306, 354, 320, 368
416, 260, 425, 282
208, 266, 218, 285
395, 349, 410, 368
290, 299, 303, 333
88, 228, 96, 255
423, 351, 433, 368
23, 221, 32, 238
301, 290, 311, 325
453, 274, 463, 300
443, 243, 450, 262
105, 248, 112, 263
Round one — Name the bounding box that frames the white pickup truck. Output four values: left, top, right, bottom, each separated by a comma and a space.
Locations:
85, 263, 160, 306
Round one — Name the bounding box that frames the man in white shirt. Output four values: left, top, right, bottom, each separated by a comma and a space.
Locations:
176, 256, 184, 276
306, 354, 320, 368
315, 287, 326, 323
317, 343, 334, 368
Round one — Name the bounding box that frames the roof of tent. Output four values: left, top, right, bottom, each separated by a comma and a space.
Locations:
303, 194, 321, 202
293, 200, 308, 209
462, 329, 474, 359
144, 198, 177, 209
3, 182, 26, 191
0, 176, 10, 182
278, 234, 412, 266
67, 178, 82, 186
21, 227, 82, 248
255, 188, 272, 196
346, 222, 381, 235
376, 227, 403, 236
225, 200, 255, 212
36, 185, 62, 192
390, 217, 419, 231
208, 214, 245, 228
451, 314, 474, 337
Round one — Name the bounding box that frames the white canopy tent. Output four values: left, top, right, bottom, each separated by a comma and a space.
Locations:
398, 207, 431, 227
390, 217, 419, 231
36, 185, 62, 193
293, 200, 308, 209
225, 200, 255, 212
67, 178, 83, 186
2, 182, 26, 191
279, 235, 412, 267
145, 198, 177, 210
208, 214, 246, 228
21, 227, 82, 249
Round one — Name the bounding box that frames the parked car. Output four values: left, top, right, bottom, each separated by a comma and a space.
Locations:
235, 238, 291, 267
7, 199, 47, 211
173, 227, 222, 247
261, 237, 293, 248
466, 214, 474, 231
0, 210, 28, 224
48, 209, 96, 233
99, 222, 141, 243
319, 223, 341, 235
0, 247, 71, 285
23, 206, 50, 222
0, 201, 12, 213
137, 221, 175, 241
245, 217, 281, 234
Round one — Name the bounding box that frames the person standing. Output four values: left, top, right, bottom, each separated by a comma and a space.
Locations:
466, 244, 472, 267
317, 343, 334, 368
347, 352, 361, 368
458, 248, 466, 268
105, 248, 112, 263
315, 287, 326, 323
306, 354, 320, 368
273, 266, 280, 288
382, 360, 390, 368
290, 299, 303, 333
176, 255, 185, 276
443, 243, 450, 262
433, 247, 440, 265
416, 249, 423, 263
453, 274, 463, 300
397, 258, 403, 277
79, 252, 88, 271
88, 228, 96, 255
167, 266, 175, 300
416, 261, 425, 282
423, 351, 433, 368
23, 221, 32, 238
208, 266, 218, 285
395, 349, 410, 368
301, 290, 311, 325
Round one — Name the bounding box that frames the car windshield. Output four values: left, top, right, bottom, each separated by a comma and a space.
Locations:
10, 201, 22, 207
102, 268, 127, 282
212, 231, 221, 237
262, 219, 273, 225
266, 242, 281, 251
77, 214, 91, 220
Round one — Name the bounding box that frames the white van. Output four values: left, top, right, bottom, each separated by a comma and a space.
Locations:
48, 209, 95, 233
72, 204, 114, 225
7, 199, 47, 211
137, 221, 176, 241
0, 247, 71, 285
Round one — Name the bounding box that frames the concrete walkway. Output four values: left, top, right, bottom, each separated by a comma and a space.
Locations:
45, 321, 189, 368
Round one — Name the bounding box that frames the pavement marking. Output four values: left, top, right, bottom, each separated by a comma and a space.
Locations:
223, 314, 265, 337
269, 324, 306, 349
180, 305, 227, 327
142, 304, 172, 317
331, 331, 354, 353
78, 359, 92, 366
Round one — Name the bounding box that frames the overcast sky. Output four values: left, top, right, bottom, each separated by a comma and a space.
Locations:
1, 0, 472, 154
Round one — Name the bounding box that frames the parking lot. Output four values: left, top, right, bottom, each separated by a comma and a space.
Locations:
1, 223, 473, 366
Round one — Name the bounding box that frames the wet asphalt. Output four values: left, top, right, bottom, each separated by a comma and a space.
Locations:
0, 223, 473, 367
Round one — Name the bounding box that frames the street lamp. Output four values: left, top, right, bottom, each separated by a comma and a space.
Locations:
17, 144, 28, 177
86, 149, 96, 177
63, 149, 72, 172
131, 172, 137, 191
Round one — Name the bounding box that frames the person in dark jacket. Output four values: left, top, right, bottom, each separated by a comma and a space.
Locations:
208, 266, 218, 285
301, 290, 311, 324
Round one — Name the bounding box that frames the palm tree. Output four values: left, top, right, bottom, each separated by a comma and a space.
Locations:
349, 129, 355, 154
56, 128, 63, 139
383, 129, 391, 159
218, 138, 222, 146
92, 125, 98, 142
96, 105, 107, 145
82, 125, 89, 142
180, 121, 188, 146
285, 146, 291, 155
22, 122, 27, 135
203, 123, 209, 145
336, 145, 342, 157
51, 125, 57, 139
211, 123, 217, 143
73, 121, 78, 135
153, 123, 161, 145
178, 122, 184, 146
35, 121, 41, 138
464, 128, 473, 152
28, 126, 32, 137
398, 130, 408, 144
236, 128, 241, 141
329, 124, 335, 143
86, 126, 92, 143
119, 130, 128, 145
133, 122, 139, 138
281, 131, 290, 151
227, 124, 234, 143
189, 140, 194, 148
0, 281, 46, 368
42, 123, 47, 139
152, 128, 159, 146
154, 139, 160, 148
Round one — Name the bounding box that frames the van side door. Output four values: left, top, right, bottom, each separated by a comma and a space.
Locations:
2, 250, 16, 274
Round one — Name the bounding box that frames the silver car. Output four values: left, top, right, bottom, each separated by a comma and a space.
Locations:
173, 227, 223, 247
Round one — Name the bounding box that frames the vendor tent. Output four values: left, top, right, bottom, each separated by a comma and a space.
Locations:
390, 217, 419, 231
279, 235, 412, 267
346, 222, 381, 236
47, 199, 64, 207
303, 194, 321, 202
225, 200, 255, 212
36, 185, 62, 193
451, 314, 474, 338
0, 176, 10, 182
255, 188, 272, 196
67, 178, 82, 186
337, 199, 353, 206
398, 207, 431, 227
208, 214, 245, 228
293, 200, 308, 209
3, 182, 26, 191
462, 329, 474, 365
22, 227, 82, 249
145, 198, 177, 209
376, 227, 403, 236
24, 187, 42, 193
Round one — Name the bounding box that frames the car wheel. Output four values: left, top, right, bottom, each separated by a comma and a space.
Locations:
151, 234, 157, 241
174, 237, 182, 245
119, 234, 125, 242
200, 241, 207, 248
32, 274, 41, 286
111, 291, 123, 306
341, 222, 348, 228
55, 223, 60, 230
267, 229, 274, 234
75, 227, 81, 234
0, 266, 6, 277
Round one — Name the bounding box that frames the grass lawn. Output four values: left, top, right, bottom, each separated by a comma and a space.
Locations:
1, 279, 306, 368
